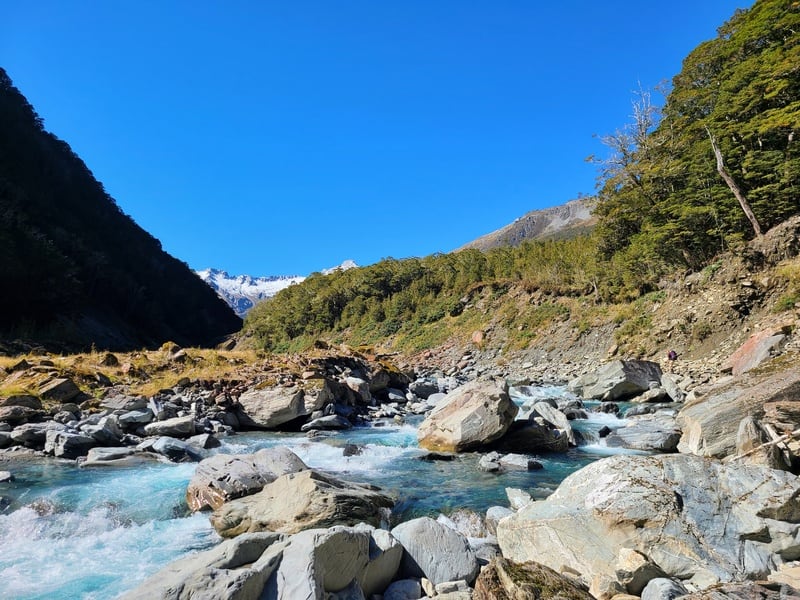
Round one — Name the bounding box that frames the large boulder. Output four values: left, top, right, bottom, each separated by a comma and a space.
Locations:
474, 557, 593, 600
44, 429, 96, 459
677, 367, 800, 458
149, 437, 205, 462
211, 470, 394, 537
417, 379, 518, 452
722, 325, 790, 376
236, 386, 308, 429
0, 405, 44, 425
264, 525, 402, 599
569, 360, 663, 401
118, 532, 288, 600
493, 419, 569, 453
391, 516, 479, 585
143, 415, 195, 438
0, 395, 42, 410
498, 454, 800, 591
39, 377, 82, 403
186, 447, 308, 512
531, 402, 575, 446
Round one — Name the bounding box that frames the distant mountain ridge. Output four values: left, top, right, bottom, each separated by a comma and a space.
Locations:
198, 260, 357, 316
459, 197, 597, 252
197, 269, 305, 317
0, 68, 241, 350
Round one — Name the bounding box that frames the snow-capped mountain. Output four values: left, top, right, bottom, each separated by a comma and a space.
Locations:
196, 260, 358, 317
321, 259, 358, 275
196, 268, 305, 317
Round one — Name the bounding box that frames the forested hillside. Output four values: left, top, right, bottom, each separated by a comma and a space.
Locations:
243, 0, 798, 354
594, 0, 799, 290
0, 68, 241, 350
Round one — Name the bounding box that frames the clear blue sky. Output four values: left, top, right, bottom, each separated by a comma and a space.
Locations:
2, 1, 751, 276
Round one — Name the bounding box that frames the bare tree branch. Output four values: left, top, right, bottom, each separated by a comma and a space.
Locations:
705, 125, 763, 237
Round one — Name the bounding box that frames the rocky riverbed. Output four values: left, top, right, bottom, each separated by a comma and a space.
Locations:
3, 327, 800, 598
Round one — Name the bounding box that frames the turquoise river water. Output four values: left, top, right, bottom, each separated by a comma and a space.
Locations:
0, 385, 637, 599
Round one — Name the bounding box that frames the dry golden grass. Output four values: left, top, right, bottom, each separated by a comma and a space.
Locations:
0, 347, 262, 399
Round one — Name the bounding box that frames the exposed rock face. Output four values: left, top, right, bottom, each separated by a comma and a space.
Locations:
266, 526, 369, 599
497, 454, 800, 591
417, 379, 518, 452
236, 386, 308, 429
677, 367, 800, 458
722, 325, 790, 376
473, 557, 593, 600
186, 447, 308, 512
569, 360, 663, 401
211, 470, 393, 537
391, 516, 479, 585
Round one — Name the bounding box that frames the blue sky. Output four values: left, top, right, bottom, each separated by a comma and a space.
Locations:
2, 1, 751, 276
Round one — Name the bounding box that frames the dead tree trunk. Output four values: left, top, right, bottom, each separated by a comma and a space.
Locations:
705, 126, 763, 237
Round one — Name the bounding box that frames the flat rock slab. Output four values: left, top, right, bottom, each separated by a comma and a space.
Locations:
677, 365, 800, 458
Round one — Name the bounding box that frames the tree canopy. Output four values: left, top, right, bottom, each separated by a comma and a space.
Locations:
594, 0, 799, 289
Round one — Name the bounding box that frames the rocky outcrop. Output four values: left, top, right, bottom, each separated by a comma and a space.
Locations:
569, 360, 663, 401
235, 386, 308, 429
210, 470, 393, 537
474, 557, 593, 600
186, 447, 308, 512
497, 454, 800, 592
677, 366, 800, 458
391, 517, 479, 585
417, 379, 518, 452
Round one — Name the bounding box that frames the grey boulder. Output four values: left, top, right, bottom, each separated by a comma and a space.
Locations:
498, 454, 800, 591
211, 470, 393, 537
391, 516, 479, 585
417, 378, 518, 452
186, 447, 308, 512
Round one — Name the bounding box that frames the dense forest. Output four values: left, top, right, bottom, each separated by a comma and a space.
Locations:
243, 0, 798, 353
0, 68, 241, 350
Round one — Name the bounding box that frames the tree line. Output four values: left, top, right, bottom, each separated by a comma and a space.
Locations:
245, 0, 797, 352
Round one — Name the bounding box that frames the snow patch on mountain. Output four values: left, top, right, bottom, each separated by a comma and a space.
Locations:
197, 260, 358, 317
196, 268, 305, 317
321, 259, 358, 275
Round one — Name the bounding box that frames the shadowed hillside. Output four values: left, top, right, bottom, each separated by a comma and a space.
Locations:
0, 68, 241, 350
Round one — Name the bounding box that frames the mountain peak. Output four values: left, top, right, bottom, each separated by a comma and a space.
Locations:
458, 197, 597, 252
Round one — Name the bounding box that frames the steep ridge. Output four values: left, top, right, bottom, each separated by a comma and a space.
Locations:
458, 197, 596, 252
0, 68, 241, 350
